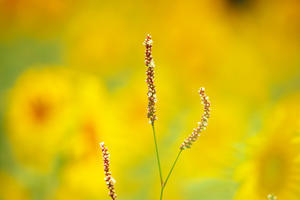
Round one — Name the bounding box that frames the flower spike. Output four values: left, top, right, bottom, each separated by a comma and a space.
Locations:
144, 34, 157, 124
180, 87, 211, 150
100, 142, 117, 200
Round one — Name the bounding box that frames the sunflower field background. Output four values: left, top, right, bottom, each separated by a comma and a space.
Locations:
0, 0, 299, 200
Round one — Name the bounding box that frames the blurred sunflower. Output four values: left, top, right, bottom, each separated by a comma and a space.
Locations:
62, 73, 113, 161
235, 93, 300, 200
55, 73, 125, 199
5, 67, 74, 171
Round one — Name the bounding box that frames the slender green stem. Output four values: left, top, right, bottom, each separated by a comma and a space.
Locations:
160, 187, 164, 200
151, 121, 164, 186
160, 149, 183, 200
164, 149, 182, 187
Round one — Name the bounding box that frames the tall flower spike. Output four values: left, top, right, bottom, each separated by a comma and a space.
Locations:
180, 87, 211, 150
100, 142, 117, 200
144, 34, 157, 124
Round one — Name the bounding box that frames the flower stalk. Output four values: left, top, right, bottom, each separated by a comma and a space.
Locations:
99, 34, 212, 200
144, 34, 157, 124
159, 87, 211, 199
144, 34, 163, 186
100, 142, 117, 200
143, 34, 211, 200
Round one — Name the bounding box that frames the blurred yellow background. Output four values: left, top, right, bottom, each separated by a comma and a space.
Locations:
0, 0, 299, 199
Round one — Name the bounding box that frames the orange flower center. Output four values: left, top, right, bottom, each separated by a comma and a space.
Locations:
30, 97, 52, 124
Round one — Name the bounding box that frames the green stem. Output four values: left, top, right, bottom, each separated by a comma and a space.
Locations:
160, 149, 183, 200
160, 187, 164, 200
151, 122, 164, 186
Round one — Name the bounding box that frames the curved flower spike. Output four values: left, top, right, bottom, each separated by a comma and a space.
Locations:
100, 142, 117, 200
180, 87, 211, 150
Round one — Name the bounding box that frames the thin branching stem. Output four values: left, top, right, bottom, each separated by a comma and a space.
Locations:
160, 149, 183, 200
151, 121, 164, 186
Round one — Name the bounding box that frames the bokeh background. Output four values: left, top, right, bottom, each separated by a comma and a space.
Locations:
0, 0, 299, 199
